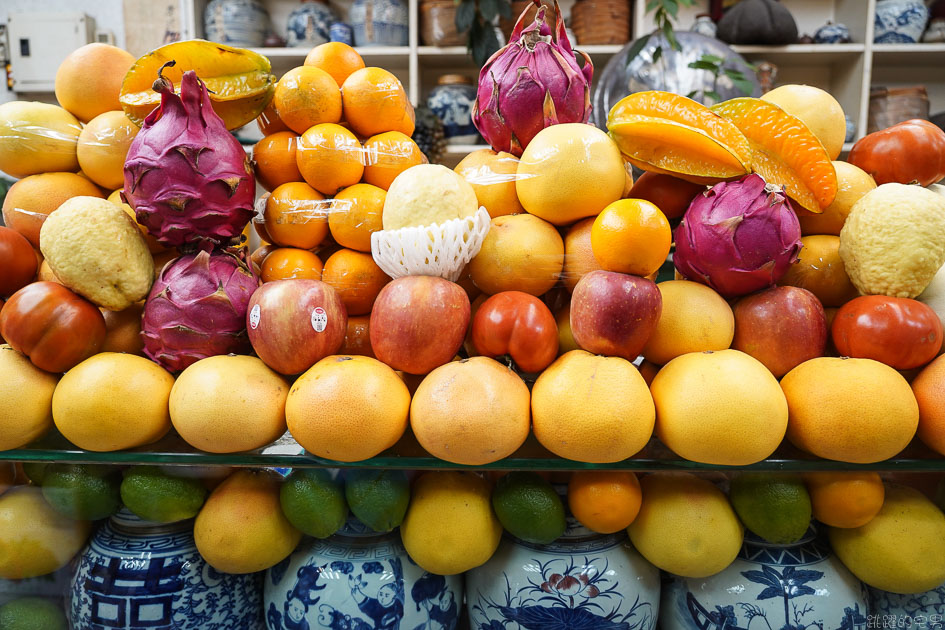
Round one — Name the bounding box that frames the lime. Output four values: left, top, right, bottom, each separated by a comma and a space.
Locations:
730, 473, 812, 544
279, 469, 347, 538
120, 466, 208, 523
20, 463, 47, 486
0, 597, 67, 630
344, 469, 409, 532
41, 464, 121, 521
492, 471, 565, 544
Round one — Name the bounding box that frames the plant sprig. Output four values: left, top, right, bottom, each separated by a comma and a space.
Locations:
456, 0, 513, 67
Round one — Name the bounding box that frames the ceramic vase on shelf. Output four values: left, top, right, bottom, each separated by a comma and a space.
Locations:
350, 0, 409, 47
427, 75, 479, 145
264, 517, 463, 630
68, 509, 263, 629
870, 581, 945, 628
874, 0, 930, 43
814, 21, 852, 44
691, 14, 718, 39
287, 0, 338, 48
204, 0, 270, 48
330, 22, 355, 45
466, 513, 661, 630
662, 528, 868, 630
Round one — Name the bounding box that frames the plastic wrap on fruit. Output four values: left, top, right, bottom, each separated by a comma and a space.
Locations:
0, 101, 83, 179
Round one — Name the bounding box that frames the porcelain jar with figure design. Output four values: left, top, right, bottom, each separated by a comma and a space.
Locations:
466, 515, 661, 630
874, 0, 930, 43
67, 509, 263, 630
264, 517, 463, 630
662, 528, 868, 630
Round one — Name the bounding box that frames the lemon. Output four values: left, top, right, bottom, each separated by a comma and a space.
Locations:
401, 471, 502, 575
280, 469, 347, 538
41, 464, 121, 521
0, 597, 67, 630
120, 466, 208, 524
344, 469, 409, 533
730, 473, 811, 544
492, 472, 566, 545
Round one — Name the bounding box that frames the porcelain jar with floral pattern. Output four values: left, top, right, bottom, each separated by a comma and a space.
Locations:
874, 0, 930, 43
287, 0, 338, 48
869, 581, 945, 630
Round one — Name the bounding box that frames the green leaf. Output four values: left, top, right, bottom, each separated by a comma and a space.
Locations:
480, 0, 499, 24
689, 60, 721, 71
624, 34, 651, 64
722, 67, 746, 79
646, 0, 661, 11
705, 90, 722, 102
456, 1, 476, 34
732, 77, 756, 96
652, 44, 663, 62
664, 0, 680, 19
700, 54, 725, 64
472, 19, 501, 67
662, 21, 681, 51
686, 89, 700, 98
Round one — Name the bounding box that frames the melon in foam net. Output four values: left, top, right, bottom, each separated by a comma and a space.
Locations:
381, 164, 479, 230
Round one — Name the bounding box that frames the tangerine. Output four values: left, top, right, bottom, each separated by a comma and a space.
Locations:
329, 183, 386, 252
340, 315, 375, 358
264, 182, 329, 250
273, 66, 342, 134
568, 471, 642, 534
304, 42, 366, 87
912, 355, 945, 456
362, 131, 425, 190
321, 249, 390, 315
253, 132, 302, 192
591, 198, 671, 277
803, 471, 885, 529
296, 123, 364, 195
341, 67, 410, 138
562, 218, 602, 293
257, 99, 290, 135
261, 248, 324, 282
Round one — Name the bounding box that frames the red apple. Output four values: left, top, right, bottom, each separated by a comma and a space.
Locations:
570, 270, 662, 360
370, 275, 470, 375
732, 285, 827, 377
247, 279, 347, 375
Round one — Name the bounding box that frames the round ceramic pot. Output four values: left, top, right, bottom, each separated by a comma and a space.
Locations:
68, 510, 263, 629
330, 22, 355, 45
264, 518, 463, 630
662, 529, 867, 630
350, 0, 409, 47
874, 0, 930, 43
287, 1, 338, 48
691, 15, 718, 38
204, 0, 270, 47
814, 21, 852, 43
870, 581, 945, 629
427, 76, 479, 145
466, 519, 661, 630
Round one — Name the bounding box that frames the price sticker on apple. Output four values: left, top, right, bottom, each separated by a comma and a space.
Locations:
249, 304, 261, 330
311, 307, 328, 333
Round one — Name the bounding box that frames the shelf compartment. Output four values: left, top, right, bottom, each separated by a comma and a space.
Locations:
871, 44, 945, 67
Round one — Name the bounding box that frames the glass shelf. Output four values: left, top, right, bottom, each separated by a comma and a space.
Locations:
4, 431, 944, 473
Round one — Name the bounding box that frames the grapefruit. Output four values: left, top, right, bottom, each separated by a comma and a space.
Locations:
76, 111, 139, 190
468, 213, 564, 296
796, 161, 876, 236
761, 84, 847, 160
0, 102, 82, 178
912, 355, 945, 456
1, 172, 103, 248
54, 43, 135, 122
455, 149, 525, 218
642, 280, 735, 365
0, 345, 58, 450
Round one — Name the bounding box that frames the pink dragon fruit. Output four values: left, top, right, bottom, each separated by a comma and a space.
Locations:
123, 63, 255, 248
674, 173, 802, 299
141, 247, 260, 372
472, 0, 593, 157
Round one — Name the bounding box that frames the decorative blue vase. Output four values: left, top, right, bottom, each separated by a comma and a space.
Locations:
330, 22, 355, 45
845, 115, 857, 143
874, 0, 930, 43
68, 510, 263, 629
204, 0, 270, 48
427, 75, 479, 145
264, 518, 463, 630
350, 0, 410, 47
869, 582, 945, 628
466, 516, 661, 630
814, 21, 853, 44
287, 0, 338, 48
662, 528, 868, 630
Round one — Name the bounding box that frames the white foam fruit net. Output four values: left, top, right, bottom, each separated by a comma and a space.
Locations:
371, 207, 492, 282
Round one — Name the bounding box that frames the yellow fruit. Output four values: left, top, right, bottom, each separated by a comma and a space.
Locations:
101, 303, 146, 356
627, 472, 743, 578
1, 172, 104, 249
410, 357, 530, 465
761, 84, 847, 160
76, 111, 139, 190
107, 189, 165, 254
455, 149, 525, 218
642, 280, 735, 365
468, 213, 564, 296
0, 486, 91, 579
781, 357, 919, 463
194, 470, 302, 574
382, 164, 479, 230
55, 43, 135, 123
0, 345, 58, 450
562, 217, 602, 293
400, 471, 502, 575
285, 355, 409, 462
829, 483, 945, 594
516, 123, 626, 226
52, 352, 173, 452
170, 355, 289, 454
531, 350, 654, 463
796, 161, 876, 236
0, 101, 82, 178
651, 350, 788, 465
778, 235, 860, 308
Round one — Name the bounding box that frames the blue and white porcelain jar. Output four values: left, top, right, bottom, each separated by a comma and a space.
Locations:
350, 0, 410, 47
427, 75, 479, 145
662, 528, 868, 630
287, 0, 338, 48
264, 518, 463, 630
204, 0, 270, 48
874, 0, 930, 43
870, 582, 945, 628
814, 21, 852, 44
68, 510, 263, 629
466, 515, 661, 630
330, 22, 355, 45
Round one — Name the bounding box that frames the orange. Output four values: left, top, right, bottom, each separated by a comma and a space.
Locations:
261, 248, 324, 282
341, 315, 375, 358
257, 99, 291, 135
321, 249, 391, 315
912, 355, 945, 456
362, 131, 425, 190
253, 131, 302, 192
804, 471, 885, 529
642, 280, 735, 365
778, 235, 859, 308
341, 67, 410, 138
454, 149, 525, 218
782, 357, 919, 463
556, 304, 579, 354
101, 303, 145, 356
263, 182, 329, 249
54, 43, 135, 122
273, 66, 342, 134
1, 172, 104, 248
795, 161, 876, 236
468, 213, 564, 296
591, 198, 671, 277
410, 357, 531, 465
286, 355, 409, 461
296, 123, 364, 195
568, 471, 642, 534
250, 244, 274, 275
562, 218, 602, 293
761, 85, 847, 161
532, 350, 654, 463
76, 111, 139, 190
394, 101, 417, 137
304, 42, 366, 87
329, 183, 386, 252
